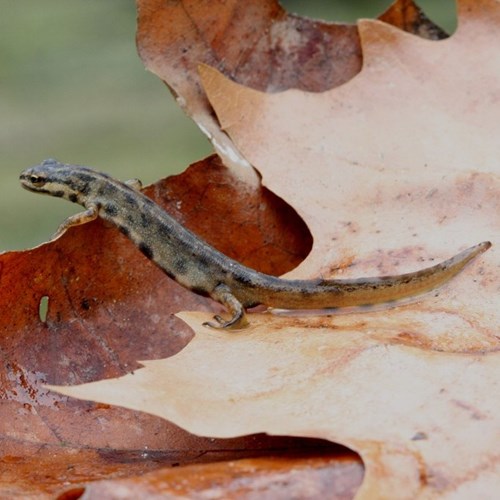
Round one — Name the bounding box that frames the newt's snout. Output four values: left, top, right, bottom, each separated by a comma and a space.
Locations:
20, 169, 47, 192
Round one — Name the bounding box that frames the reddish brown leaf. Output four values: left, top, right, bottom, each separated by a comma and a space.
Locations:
137, 0, 445, 94
379, 1, 448, 39
80, 453, 363, 500
0, 155, 318, 496
1, 439, 361, 498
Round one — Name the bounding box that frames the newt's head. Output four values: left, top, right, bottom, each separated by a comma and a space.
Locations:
21, 158, 74, 195
20, 159, 95, 204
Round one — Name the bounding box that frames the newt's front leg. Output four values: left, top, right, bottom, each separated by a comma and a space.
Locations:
52, 204, 99, 238
203, 283, 249, 330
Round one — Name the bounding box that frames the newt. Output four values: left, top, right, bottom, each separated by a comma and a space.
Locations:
20, 159, 491, 329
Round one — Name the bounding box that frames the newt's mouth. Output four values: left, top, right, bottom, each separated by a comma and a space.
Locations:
20, 178, 35, 191
19, 177, 48, 194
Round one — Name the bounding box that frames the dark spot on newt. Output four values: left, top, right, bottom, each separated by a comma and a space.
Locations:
118, 225, 130, 237
300, 287, 317, 297
161, 267, 177, 281
140, 212, 149, 228
69, 193, 78, 203
52, 190, 65, 198
235, 273, 258, 288
138, 242, 154, 260
195, 254, 211, 270
173, 258, 188, 275
97, 186, 108, 197
400, 277, 413, 284
123, 192, 138, 207
156, 224, 173, 243
63, 173, 93, 186
190, 285, 210, 297
104, 203, 118, 217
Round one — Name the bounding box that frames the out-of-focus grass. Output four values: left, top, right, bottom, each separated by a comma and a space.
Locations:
1, 1, 456, 250
1, 1, 210, 250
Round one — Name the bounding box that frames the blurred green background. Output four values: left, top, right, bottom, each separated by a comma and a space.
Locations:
1, 0, 456, 250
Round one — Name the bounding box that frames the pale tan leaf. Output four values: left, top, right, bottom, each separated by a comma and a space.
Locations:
49, 0, 500, 497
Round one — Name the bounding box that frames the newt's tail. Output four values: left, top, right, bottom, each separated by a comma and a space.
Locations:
338, 240, 492, 306
260, 241, 492, 309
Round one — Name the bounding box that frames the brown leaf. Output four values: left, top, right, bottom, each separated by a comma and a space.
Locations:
0, 156, 319, 496
379, 0, 447, 39
73, 453, 363, 500
55, 0, 500, 497
136, 0, 446, 175
1, 438, 361, 498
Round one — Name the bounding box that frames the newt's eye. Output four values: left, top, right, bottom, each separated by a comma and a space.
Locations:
30, 175, 46, 187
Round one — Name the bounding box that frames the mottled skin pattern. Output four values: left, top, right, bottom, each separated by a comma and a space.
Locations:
20, 159, 491, 329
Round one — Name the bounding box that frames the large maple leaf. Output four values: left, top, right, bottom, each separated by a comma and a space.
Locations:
50, 0, 500, 498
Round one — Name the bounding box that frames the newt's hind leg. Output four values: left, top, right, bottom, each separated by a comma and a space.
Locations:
203, 284, 249, 330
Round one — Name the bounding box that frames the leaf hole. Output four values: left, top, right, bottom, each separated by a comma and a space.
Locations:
39, 295, 49, 323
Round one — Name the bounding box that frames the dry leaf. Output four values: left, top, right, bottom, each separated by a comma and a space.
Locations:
0, 156, 321, 497
76, 454, 363, 500
136, 0, 446, 177
53, 0, 500, 497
